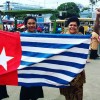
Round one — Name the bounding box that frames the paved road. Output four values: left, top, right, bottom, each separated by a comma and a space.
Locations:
3, 58, 100, 100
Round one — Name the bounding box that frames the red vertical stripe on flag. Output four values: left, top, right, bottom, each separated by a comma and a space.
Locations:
0, 31, 22, 85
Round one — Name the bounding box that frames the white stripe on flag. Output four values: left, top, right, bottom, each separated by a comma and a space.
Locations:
21, 55, 86, 64
49, 55, 86, 64
32, 63, 83, 73
22, 46, 89, 54
22, 46, 66, 54
67, 47, 89, 54
18, 78, 68, 86
21, 37, 90, 44
21, 56, 45, 63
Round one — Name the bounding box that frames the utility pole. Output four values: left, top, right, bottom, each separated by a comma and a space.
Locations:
6, 1, 10, 11
44, 0, 45, 8
57, 2, 58, 8
6, 1, 10, 20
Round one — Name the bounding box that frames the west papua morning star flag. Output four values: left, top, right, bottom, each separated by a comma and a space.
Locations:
0, 30, 91, 87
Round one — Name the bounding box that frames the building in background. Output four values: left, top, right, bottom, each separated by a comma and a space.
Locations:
0, 1, 43, 11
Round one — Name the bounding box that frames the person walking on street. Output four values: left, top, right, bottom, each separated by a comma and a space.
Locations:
88, 8, 100, 60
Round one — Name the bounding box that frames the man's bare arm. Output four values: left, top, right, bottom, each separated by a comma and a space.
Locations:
94, 8, 100, 35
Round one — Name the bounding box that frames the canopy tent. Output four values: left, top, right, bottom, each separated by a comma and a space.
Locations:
17, 24, 25, 29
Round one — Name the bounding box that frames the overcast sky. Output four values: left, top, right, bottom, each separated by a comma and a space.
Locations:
0, 0, 100, 8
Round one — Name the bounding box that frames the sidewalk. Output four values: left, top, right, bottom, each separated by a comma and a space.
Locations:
3, 58, 100, 100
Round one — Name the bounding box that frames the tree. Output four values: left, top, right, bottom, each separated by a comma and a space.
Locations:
90, 0, 99, 11
57, 2, 80, 19
90, 0, 99, 4
50, 14, 57, 20
81, 7, 90, 12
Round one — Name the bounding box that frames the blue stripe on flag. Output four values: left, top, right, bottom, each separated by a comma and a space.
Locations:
20, 61, 35, 66
60, 52, 88, 59
21, 42, 89, 49
21, 42, 74, 49
41, 60, 85, 69
18, 67, 76, 77
18, 74, 70, 83
22, 51, 53, 58
75, 43, 90, 49
21, 32, 91, 39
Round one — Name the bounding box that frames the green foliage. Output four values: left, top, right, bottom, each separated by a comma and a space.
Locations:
89, 0, 99, 11
90, 0, 96, 5
50, 14, 56, 20
90, 0, 99, 5
57, 2, 80, 19
16, 14, 27, 20
81, 7, 90, 12
50, 13, 59, 20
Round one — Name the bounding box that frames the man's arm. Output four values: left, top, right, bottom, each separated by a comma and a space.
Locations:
94, 8, 100, 35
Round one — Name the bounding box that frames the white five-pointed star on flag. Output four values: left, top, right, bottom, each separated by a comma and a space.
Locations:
0, 47, 14, 70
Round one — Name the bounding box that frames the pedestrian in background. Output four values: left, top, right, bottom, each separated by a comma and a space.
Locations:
89, 32, 100, 59
79, 26, 84, 34
89, 8, 100, 60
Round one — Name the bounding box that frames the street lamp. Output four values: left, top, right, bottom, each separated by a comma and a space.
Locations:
44, 0, 45, 8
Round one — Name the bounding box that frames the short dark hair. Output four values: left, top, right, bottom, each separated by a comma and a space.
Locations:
65, 16, 80, 27
24, 16, 37, 25
79, 26, 84, 34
